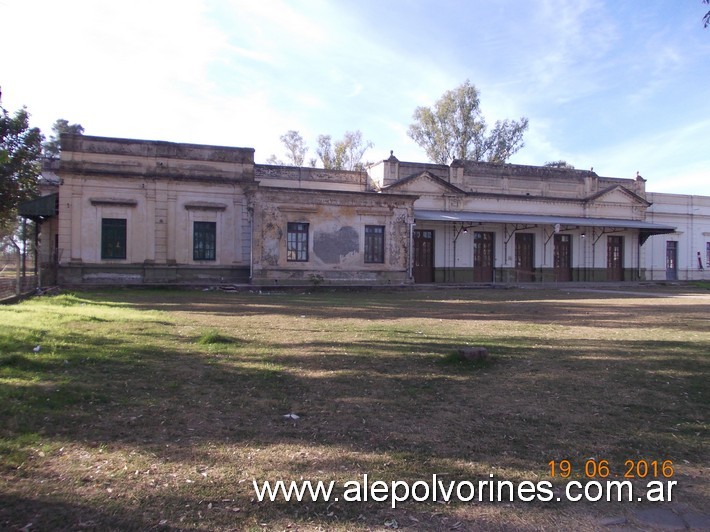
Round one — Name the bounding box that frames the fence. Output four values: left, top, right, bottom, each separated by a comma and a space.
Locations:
0, 246, 39, 301
0, 274, 38, 301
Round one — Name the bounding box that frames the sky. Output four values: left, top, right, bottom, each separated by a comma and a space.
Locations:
2, 0, 709, 195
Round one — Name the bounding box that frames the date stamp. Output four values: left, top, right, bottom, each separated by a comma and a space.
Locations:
548, 459, 674, 479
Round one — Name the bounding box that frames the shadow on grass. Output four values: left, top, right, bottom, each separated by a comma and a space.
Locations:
76, 288, 710, 332
1, 290, 708, 529
0, 493, 160, 532
2, 330, 707, 460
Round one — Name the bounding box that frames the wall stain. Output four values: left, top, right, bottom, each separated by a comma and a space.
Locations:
314, 226, 359, 264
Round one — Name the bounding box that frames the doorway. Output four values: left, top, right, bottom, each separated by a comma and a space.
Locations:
515, 233, 535, 282
413, 229, 434, 283
473, 231, 494, 282
665, 241, 678, 281
607, 235, 624, 281
553, 234, 572, 282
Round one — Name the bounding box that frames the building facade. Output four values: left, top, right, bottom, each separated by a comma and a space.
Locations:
645, 193, 710, 281
26, 134, 708, 287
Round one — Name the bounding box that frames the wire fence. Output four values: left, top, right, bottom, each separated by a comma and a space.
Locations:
0, 252, 38, 301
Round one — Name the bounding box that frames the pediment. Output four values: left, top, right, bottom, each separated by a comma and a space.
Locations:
383, 171, 465, 195
585, 185, 651, 207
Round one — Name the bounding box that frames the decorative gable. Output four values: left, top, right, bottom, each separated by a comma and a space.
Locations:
382, 171, 466, 196
586, 185, 651, 207
585, 185, 650, 219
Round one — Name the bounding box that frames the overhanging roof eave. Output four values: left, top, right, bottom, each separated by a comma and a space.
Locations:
413, 209, 676, 232
18, 193, 59, 220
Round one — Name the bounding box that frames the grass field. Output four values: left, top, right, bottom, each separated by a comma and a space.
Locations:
0, 286, 708, 530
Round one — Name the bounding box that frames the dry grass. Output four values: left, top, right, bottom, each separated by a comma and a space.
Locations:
0, 286, 708, 530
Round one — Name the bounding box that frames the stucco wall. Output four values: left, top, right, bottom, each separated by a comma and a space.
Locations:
645, 193, 710, 281
251, 188, 415, 285
255, 165, 368, 192
57, 135, 254, 285
60, 134, 255, 181
50, 134, 707, 287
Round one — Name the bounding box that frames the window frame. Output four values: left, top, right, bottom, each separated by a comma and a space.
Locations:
287, 222, 309, 262
193, 221, 217, 261
101, 218, 127, 260
364, 225, 385, 264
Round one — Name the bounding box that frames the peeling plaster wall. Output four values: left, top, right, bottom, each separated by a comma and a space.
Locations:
54, 134, 697, 288
255, 165, 367, 192
251, 188, 414, 285
373, 155, 647, 202
61, 134, 255, 181
314, 226, 359, 264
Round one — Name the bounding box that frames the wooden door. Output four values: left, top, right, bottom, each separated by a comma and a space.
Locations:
666, 241, 678, 281
553, 234, 572, 282
413, 229, 434, 283
515, 233, 535, 282
607, 236, 624, 281
473, 231, 494, 282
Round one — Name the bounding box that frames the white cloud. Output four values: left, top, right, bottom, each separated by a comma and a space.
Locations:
1, 0, 707, 195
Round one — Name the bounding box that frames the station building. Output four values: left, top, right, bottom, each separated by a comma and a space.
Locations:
22, 134, 710, 287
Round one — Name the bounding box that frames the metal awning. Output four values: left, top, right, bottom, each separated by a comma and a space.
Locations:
414, 209, 676, 244
415, 209, 675, 231
18, 193, 58, 221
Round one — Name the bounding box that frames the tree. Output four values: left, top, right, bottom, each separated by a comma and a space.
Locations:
280, 130, 308, 166
43, 118, 84, 160
316, 134, 335, 169
265, 154, 284, 165
266, 130, 308, 166
267, 130, 373, 170
544, 160, 575, 169
0, 103, 44, 231
704, 0, 710, 28
316, 130, 373, 171
407, 80, 529, 165
333, 130, 373, 171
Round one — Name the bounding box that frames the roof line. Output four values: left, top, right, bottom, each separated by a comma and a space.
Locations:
413, 209, 675, 231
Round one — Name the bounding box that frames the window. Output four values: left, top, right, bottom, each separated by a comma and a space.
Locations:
364, 225, 385, 263
101, 218, 126, 259
193, 221, 216, 261
287, 222, 309, 261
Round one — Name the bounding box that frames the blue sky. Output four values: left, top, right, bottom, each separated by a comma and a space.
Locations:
2, 0, 709, 194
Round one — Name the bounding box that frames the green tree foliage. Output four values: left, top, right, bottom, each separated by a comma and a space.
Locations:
316, 134, 335, 169
266, 130, 309, 166
280, 130, 308, 166
408, 80, 529, 165
268, 129, 373, 171
316, 131, 373, 171
333, 130, 373, 171
43, 118, 84, 160
543, 160, 575, 169
0, 104, 44, 231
